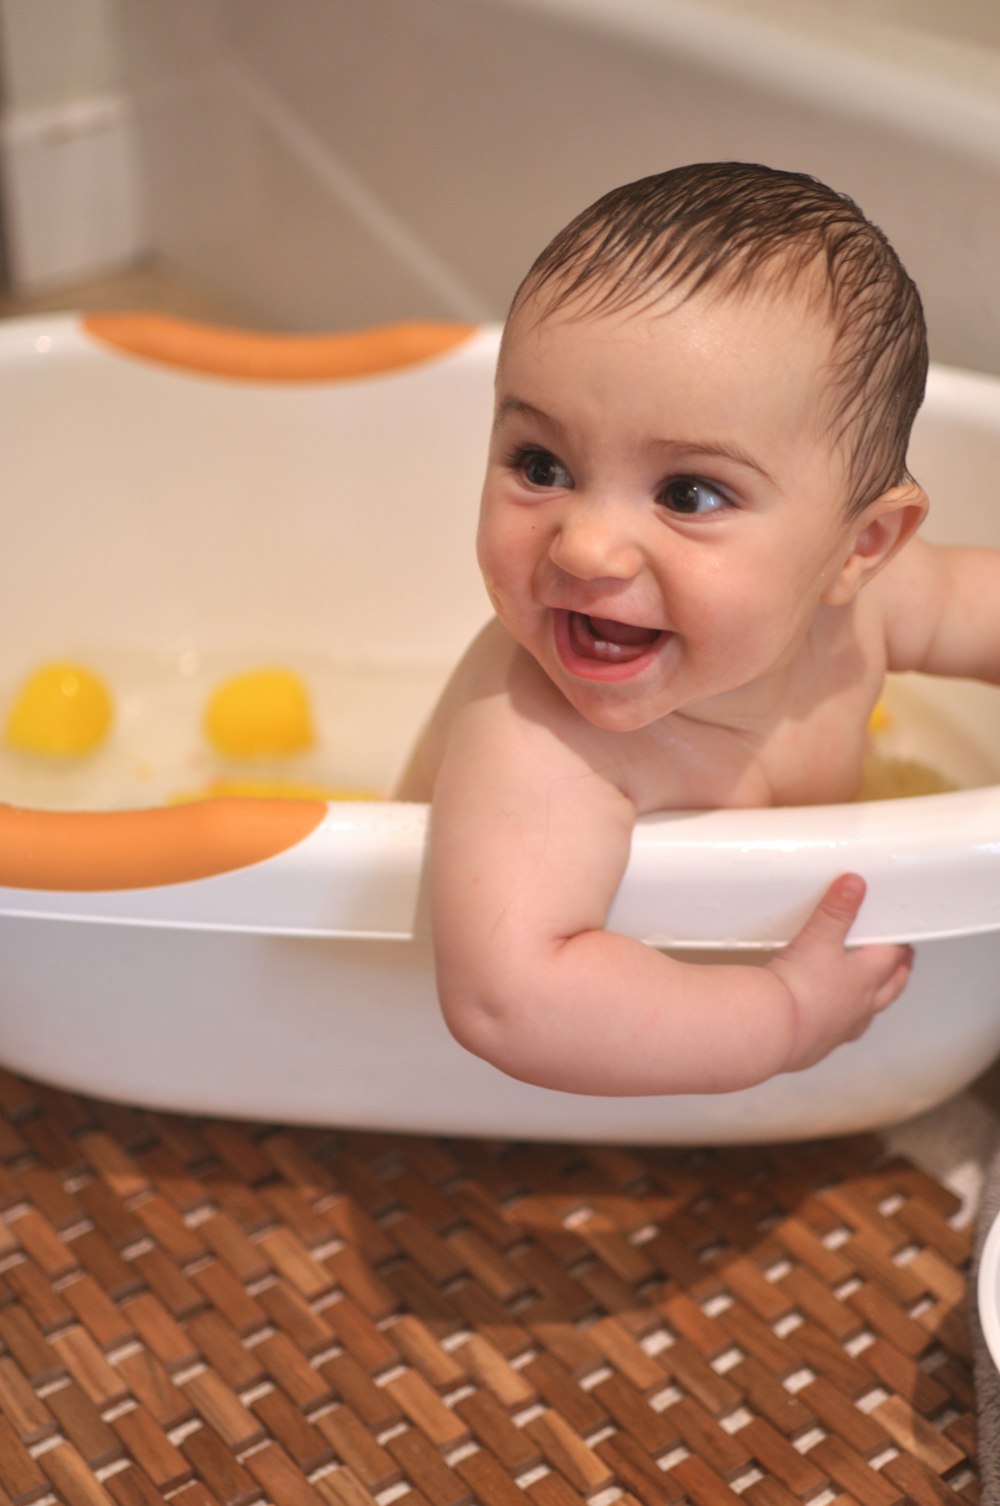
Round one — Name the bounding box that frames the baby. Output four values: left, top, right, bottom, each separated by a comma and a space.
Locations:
396, 161, 1000, 1097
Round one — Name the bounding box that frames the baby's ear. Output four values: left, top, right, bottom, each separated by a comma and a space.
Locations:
822, 481, 928, 606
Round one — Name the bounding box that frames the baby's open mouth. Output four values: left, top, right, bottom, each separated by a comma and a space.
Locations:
569, 612, 664, 663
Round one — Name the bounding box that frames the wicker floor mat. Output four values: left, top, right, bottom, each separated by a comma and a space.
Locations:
0, 1068, 978, 1506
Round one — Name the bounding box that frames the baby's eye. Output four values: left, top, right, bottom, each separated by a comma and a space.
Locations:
659, 477, 727, 515
513, 447, 573, 489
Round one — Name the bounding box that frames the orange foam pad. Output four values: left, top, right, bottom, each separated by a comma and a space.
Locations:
82, 313, 477, 381
0, 799, 325, 891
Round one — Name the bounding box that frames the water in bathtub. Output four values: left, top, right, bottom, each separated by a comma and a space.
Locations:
0, 646, 454, 811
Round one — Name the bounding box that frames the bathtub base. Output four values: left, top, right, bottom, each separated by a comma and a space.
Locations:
4, 917, 997, 1142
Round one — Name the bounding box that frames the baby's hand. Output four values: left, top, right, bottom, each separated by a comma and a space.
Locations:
766, 873, 913, 1071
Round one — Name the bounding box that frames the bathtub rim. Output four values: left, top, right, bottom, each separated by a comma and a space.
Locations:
2, 776, 1000, 948
500, 0, 1000, 169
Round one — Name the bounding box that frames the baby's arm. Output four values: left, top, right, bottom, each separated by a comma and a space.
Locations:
430, 696, 911, 1096
884, 536, 1000, 679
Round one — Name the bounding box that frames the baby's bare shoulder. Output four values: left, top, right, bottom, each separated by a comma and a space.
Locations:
450, 624, 623, 766
395, 619, 626, 799
872, 535, 950, 671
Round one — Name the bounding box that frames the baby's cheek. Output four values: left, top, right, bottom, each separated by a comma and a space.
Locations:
476, 533, 508, 593
483, 578, 511, 619
474, 523, 498, 579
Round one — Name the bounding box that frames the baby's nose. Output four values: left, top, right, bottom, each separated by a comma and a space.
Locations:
548, 503, 643, 581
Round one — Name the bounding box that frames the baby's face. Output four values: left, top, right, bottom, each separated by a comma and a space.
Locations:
477, 278, 866, 732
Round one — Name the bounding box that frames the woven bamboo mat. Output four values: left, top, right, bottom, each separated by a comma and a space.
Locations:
0, 1067, 978, 1506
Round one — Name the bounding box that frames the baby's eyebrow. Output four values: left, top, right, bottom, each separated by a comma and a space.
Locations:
494, 396, 556, 430
654, 437, 775, 484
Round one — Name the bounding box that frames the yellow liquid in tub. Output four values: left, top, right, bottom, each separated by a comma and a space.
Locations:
0, 649, 453, 812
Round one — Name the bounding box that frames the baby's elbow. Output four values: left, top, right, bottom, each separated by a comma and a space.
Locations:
438, 977, 536, 1081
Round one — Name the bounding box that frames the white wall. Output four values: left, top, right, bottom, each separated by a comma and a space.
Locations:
0, 0, 990, 380
113, 0, 1000, 378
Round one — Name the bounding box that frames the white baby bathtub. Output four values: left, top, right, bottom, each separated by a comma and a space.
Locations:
1, 312, 1000, 1143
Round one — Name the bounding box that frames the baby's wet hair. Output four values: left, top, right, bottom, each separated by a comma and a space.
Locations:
509, 162, 928, 515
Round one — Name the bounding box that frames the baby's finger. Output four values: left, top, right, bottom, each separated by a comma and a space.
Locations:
792, 872, 867, 949
870, 944, 915, 1012
840, 945, 912, 1045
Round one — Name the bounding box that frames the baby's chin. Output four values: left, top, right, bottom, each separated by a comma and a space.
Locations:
546, 667, 677, 734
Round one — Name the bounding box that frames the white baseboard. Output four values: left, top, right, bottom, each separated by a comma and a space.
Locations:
0, 91, 147, 291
